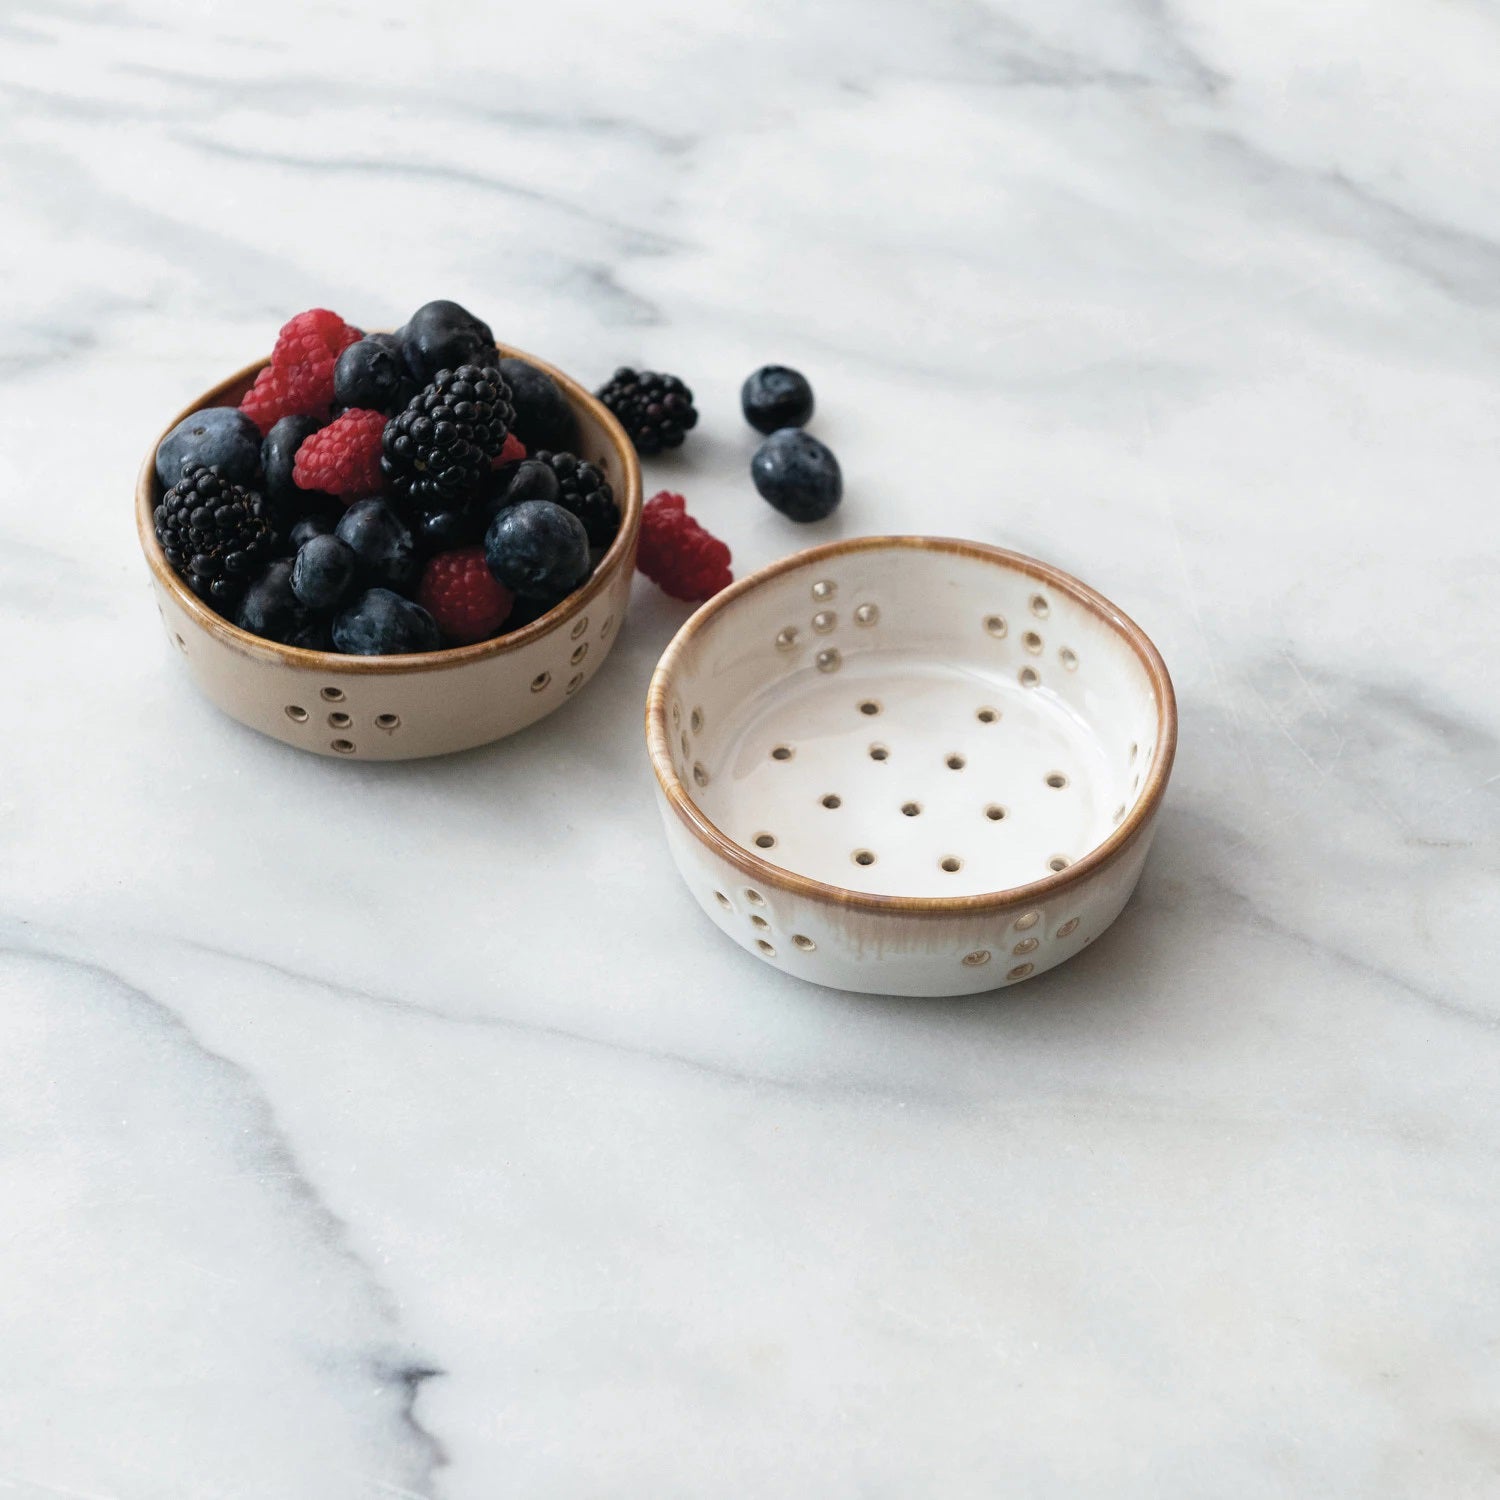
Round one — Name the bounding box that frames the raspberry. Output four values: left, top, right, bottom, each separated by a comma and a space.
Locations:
239, 308, 360, 433
495, 432, 527, 467
417, 546, 515, 645
240, 364, 296, 435
293, 408, 387, 499
637, 490, 732, 602
272, 307, 362, 380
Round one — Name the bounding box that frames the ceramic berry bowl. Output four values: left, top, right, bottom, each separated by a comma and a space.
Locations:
136, 343, 641, 760
646, 537, 1176, 996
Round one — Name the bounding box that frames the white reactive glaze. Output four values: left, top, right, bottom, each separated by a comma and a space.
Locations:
649, 540, 1174, 995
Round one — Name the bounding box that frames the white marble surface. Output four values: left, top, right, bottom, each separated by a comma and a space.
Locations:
2, 1, 1498, 1494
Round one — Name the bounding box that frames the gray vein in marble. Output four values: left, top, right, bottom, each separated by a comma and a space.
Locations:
177, 135, 684, 257
7, 0, 163, 30
551, 262, 664, 326
1132, 0, 1228, 95
11, 918, 1495, 1169
1153, 814, 1499, 1033
119, 63, 699, 155
12, 921, 941, 1106
0, 139, 348, 330
1200, 127, 1500, 308
0, 936, 445, 1491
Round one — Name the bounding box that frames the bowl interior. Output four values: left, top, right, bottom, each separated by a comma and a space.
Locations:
659, 542, 1166, 899
137, 341, 640, 673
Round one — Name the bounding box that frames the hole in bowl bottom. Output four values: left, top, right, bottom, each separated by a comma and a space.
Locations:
687, 650, 1130, 897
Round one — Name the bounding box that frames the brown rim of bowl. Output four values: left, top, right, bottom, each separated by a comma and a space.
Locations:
645, 535, 1178, 920
135, 340, 643, 673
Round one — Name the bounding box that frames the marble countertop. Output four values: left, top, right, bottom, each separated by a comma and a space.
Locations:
3, 2, 1498, 1495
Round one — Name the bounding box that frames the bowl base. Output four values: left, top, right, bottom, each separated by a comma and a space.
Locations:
693, 648, 1123, 898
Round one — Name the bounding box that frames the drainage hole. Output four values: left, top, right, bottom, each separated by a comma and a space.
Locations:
753, 832, 777, 849
939, 856, 963, 873
901, 801, 922, 817
821, 794, 842, 809
852, 849, 876, 867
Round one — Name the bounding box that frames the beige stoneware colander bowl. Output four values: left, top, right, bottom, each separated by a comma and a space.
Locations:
646, 537, 1176, 996
137, 343, 641, 760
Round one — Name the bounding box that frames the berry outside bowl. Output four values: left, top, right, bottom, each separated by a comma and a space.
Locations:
136, 343, 641, 760
645, 537, 1176, 996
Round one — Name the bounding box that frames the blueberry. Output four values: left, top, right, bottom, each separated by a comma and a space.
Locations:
416, 507, 483, 553
235, 559, 324, 646
485, 457, 560, 524
741, 365, 814, 434
335, 498, 416, 590
497, 357, 579, 454
503, 590, 568, 632
333, 337, 416, 414
157, 406, 262, 489
290, 534, 357, 610
332, 588, 442, 656
261, 414, 332, 521
751, 428, 842, 522
366, 329, 406, 356
287, 514, 332, 551
484, 499, 589, 598
401, 300, 495, 382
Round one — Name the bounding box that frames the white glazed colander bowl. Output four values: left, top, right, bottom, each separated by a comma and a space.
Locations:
646, 536, 1176, 996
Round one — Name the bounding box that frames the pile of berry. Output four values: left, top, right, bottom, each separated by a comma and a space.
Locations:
153, 301, 625, 654
154, 304, 848, 644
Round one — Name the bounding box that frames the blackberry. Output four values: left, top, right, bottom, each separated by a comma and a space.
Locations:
595, 367, 697, 455
530, 450, 620, 548
381, 364, 515, 512
154, 463, 278, 606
